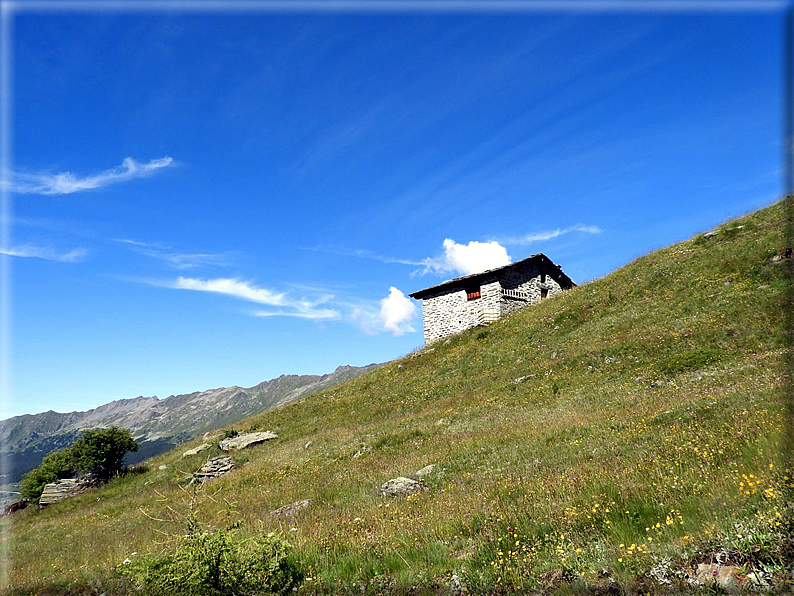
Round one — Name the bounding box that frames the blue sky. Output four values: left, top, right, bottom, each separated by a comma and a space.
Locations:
1, 3, 786, 418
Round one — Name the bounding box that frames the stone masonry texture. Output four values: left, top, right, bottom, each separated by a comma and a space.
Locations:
411, 256, 573, 344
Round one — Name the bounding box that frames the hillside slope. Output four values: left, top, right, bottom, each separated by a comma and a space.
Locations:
0, 364, 378, 484
5, 200, 791, 595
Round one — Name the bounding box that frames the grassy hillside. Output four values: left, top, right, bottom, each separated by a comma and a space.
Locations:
4, 200, 792, 595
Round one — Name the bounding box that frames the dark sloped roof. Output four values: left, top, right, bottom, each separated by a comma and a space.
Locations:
408, 253, 575, 300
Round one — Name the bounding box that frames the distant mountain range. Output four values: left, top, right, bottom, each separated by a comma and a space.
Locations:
0, 364, 379, 484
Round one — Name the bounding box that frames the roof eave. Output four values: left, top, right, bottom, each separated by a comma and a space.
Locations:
409, 253, 570, 300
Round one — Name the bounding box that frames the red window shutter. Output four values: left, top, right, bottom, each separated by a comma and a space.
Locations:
467, 290, 481, 301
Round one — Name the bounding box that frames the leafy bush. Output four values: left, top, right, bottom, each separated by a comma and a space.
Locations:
19, 448, 76, 502
19, 426, 138, 502
120, 530, 302, 595
224, 429, 240, 439
71, 426, 138, 481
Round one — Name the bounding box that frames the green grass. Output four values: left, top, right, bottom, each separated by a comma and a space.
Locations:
4, 199, 793, 595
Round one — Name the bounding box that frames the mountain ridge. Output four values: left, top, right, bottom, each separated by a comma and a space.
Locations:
0, 363, 380, 484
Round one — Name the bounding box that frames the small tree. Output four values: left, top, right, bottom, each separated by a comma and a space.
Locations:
19, 447, 76, 502
71, 426, 138, 481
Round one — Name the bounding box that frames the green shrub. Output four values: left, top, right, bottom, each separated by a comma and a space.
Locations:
20, 426, 139, 502
120, 530, 302, 595
19, 448, 76, 502
72, 426, 138, 481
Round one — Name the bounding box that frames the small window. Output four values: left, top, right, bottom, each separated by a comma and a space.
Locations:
541, 272, 547, 284
466, 285, 481, 301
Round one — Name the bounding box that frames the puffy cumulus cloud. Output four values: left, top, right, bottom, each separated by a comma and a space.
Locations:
378, 287, 417, 336
422, 239, 510, 276
442, 238, 511, 275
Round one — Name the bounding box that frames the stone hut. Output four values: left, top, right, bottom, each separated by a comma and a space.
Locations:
409, 253, 575, 344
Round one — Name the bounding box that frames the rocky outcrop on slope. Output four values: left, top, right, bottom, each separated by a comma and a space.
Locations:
183, 443, 212, 457
271, 499, 311, 518
192, 457, 235, 483
39, 478, 92, 506
380, 477, 427, 498
219, 431, 278, 451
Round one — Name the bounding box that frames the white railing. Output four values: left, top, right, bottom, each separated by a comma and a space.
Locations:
501, 288, 530, 301
477, 307, 499, 326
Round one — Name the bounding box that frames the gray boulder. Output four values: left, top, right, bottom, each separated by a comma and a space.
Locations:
380, 477, 427, 498
414, 464, 436, 478
219, 431, 278, 451
695, 564, 743, 594
271, 499, 311, 518
193, 456, 235, 482
39, 478, 92, 506
183, 443, 212, 457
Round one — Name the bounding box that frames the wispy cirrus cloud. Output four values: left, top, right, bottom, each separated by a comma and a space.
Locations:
113, 238, 231, 270
172, 277, 287, 306
253, 292, 340, 321
498, 224, 603, 246
143, 275, 415, 333
113, 238, 169, 249
163, 276, 341, 321
303, 245, 424, 267
148, 251, 230, 270
4, 157, 174, 195
0, 243, 88, 263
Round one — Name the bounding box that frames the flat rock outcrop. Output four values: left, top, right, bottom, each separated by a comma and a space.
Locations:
39, 478, 92, 506
695, 564, 743, 593
219, 431, 278, 451
193, 456, 234, 482
271, 499, 311, 518
380, 477, 427, 498
183, 443, 212, 457
413, 464, 436, 478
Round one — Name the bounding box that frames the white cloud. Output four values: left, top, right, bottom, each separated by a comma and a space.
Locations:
254, 293, 341, 320
420, 238, 511, 277
0, 244, 88, 263
348, 307, 379, 335
5, 157, 173, 195
304, 245, 425, 267
113, 238, 169, 249
154, 251, 230, 270
146, 276, 416, 335
169, 276, 341, 320
378, 287, 418, 336
173, 277, 286, 306
253, 307, 340, 321
501, 224, 602, 245
114, 238, 230, 269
